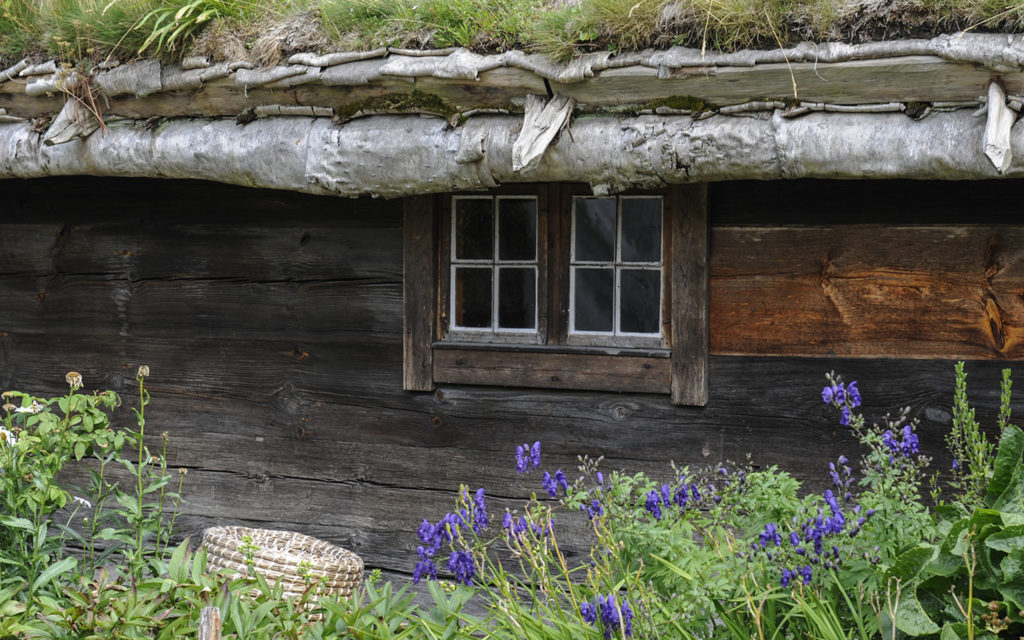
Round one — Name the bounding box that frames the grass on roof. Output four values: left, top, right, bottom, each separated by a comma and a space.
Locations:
3, 0, 1024, 66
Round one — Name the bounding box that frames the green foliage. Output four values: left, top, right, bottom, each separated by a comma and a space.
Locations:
947, 362, 1006, 513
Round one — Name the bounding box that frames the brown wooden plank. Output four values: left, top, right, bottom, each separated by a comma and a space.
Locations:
432, 347, 669, 393
671, 183, 709, 405
403, 195, 436, 391
710, 225, 1024, 359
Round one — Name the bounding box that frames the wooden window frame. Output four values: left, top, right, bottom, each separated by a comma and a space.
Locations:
403, 183, 708, 406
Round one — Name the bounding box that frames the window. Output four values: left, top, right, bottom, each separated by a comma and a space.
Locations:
403, 184, 708, 406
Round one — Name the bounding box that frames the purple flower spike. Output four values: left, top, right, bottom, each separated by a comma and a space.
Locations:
529, 441, 541, 468
822, 386, 834, 403
644, 491, 662, 520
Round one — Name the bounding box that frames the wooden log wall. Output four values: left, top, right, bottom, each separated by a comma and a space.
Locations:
1, 176, 1021, 586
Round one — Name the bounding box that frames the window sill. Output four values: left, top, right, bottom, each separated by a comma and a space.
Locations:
432, 342, 670, 393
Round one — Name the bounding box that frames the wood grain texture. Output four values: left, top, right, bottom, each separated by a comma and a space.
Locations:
671, 183, 709, 405
403, 196, 436, 391
710, 225, 1024, 358
433, 347, 669, 392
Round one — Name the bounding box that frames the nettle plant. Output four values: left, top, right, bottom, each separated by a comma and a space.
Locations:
409, 366, 1022, 640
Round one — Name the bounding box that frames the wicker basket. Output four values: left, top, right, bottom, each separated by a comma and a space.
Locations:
201, 526, 364, 599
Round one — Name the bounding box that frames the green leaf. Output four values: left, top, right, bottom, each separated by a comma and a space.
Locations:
894, 587, 941, 636
168, 538, 191, 584
1001, 549, 1024, 582
31, 556, 76, 593
0, 516, 36, 533
887, 543, 939, 583
940, 622, 967, 640
985, 524, 1024, 552
74, 440, 86, 460
985, 424, 1024, 506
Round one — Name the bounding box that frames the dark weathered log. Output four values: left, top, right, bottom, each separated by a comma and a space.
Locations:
403, 196, 436, 391
671, 183, 709, 406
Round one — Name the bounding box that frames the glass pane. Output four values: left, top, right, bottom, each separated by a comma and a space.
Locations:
454, 267, 492, 328
574, 198, 616, 262
620, 199, 662, 263
620, 269, 661, 334
454, 198, 493, 260
498, 199, 537, 261
574, 268, 614, 332
498, 268, 536, 329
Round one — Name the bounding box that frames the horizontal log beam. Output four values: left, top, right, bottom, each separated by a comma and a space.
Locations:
0, 110, 1022, 197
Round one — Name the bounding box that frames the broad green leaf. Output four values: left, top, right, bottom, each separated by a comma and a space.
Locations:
894, 588, 941, 636
887, 543, 938, 583
31, 556, 76, 592
0, 516, 35, 533
985, 424, 1024, 506
985, 524, 1024, 552
1001, 549, 1024, 582
940, 622, 967, 640
168, 538, 191, 583
74, 440, 86, 460
991, 465, 1024, 514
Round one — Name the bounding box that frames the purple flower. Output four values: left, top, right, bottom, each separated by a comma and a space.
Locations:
595, 471, 604, 487
447, 550, 476, 586
586, 499, 604, 520
847, 382, 861, 408
799, 565, 812, 585
822, 385, 835, 403
555, 469, 569, 493
515, 445, 528, 473
952, 458, 960, 471
660, 484, 672, 507
840, 406, 851, 426
529, 441, 541, 468
781, 568, 794, 587
594, 594, 633, 639
472, 488, 488, 533
542, 471, 557, 497
759, 523, 782, 548
644, 491, 662, 520
412, 558, 436, 583
581, 602, 597, 624
790, 531, 800, 546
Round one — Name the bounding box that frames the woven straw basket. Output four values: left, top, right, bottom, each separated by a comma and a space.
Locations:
201, 526, 364, 599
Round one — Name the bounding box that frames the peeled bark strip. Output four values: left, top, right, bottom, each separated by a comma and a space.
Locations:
42, 100, 100, 146
2, 109, 1023, 197
512, 94, 574, 172
985, 81, 1015, 172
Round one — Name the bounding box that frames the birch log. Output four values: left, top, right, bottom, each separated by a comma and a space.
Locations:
1, 109, 1022, 197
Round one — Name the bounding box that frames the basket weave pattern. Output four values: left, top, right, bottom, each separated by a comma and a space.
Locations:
201, 526, 363, 599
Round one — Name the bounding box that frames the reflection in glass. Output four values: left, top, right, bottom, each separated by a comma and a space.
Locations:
498, 199, 537, 261
498, 268, 536, 329
455, 267, 492, 328
620, 199, 662, 263
455, 199, 493, 260
574, 198, 616, 262
574, 268, 614, 332
620, 269, 660, 333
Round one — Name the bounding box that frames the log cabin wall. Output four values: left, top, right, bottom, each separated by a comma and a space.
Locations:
0, 176, 1020, 583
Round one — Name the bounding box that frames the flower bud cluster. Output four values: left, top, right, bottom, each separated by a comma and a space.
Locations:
581, 593, 634, 638
413, 487, 487, 585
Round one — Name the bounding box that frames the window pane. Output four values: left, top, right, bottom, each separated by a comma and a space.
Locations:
454, 199, 493, 260
454, 267, 492, 328
498, 268, 536, 329
574, 198, 616, 262
620, 199, 662, 263
498, 199, 537, 261
620, 269, 661, 334
574, 268, 614, 332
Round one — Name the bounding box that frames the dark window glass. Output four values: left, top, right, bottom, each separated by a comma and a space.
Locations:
498, 199, 537, 261
574, 268, 614, 332
620, 269, 661, 333
498, 268, 536, 329
455, 199, 493, 260
574, 198, 616, 262
455, 267, 492, 328
620, 199, 662, 263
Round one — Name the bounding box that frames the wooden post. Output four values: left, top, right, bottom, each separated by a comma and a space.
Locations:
670, 183, 709, 406
198, 606, 221, 640
403, 195, 436, 391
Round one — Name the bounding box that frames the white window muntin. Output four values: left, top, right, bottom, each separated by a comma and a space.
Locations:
450, 195, 538, 335
569, 196, 663, 338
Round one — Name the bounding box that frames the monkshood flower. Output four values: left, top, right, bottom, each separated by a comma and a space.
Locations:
882, 425, 920, 459
585, 499, 604, 520
644, 490, 662, 520
823, 373, 862, 425
516, 441, 541, 473
472, 488, 488, 533
447, 550, 476, 586
412, 557, 436, 583
582, 594, 633, 639
759, 523, 782, 548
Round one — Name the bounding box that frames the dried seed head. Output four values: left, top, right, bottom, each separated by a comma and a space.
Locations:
137, 365, 150, 378
65, 371, 83, 390
2, 403, 15, 412
1, 391, 13, 398
179, 467, 188, 475
989, 601, 1001, 612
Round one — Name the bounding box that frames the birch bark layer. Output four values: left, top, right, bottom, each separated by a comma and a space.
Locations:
0, 110, 1017, 197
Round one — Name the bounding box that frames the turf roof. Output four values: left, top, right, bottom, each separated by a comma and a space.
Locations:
2, 0, 1024, 68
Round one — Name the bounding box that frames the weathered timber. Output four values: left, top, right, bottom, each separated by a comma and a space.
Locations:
671, 184, 709, 406
7, 109, 1024, 198
3, 176, 1024, 585
198, 607, 221, 640
710, 225, 1024, 358
403, 196, 436, 391
433, 347, 670, 393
